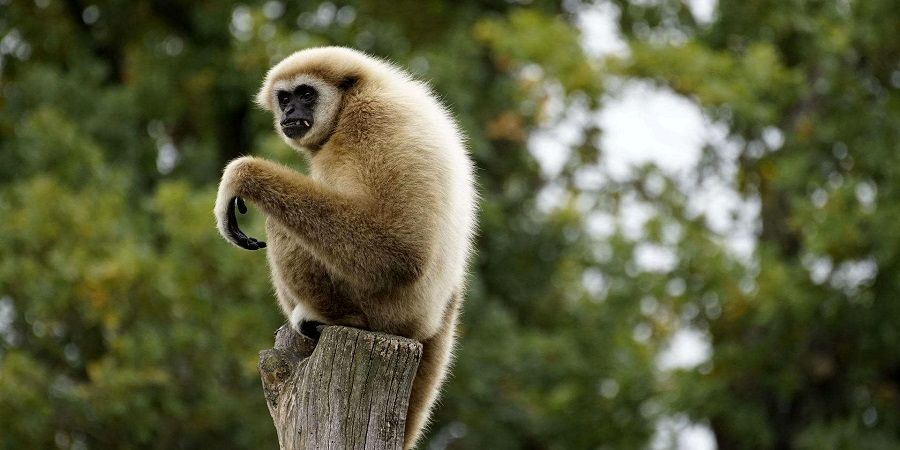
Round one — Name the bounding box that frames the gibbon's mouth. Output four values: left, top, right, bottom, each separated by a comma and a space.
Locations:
281, 118, 312, 139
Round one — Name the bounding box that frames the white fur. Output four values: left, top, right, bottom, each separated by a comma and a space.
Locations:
213, 157, 250, 247
288, 303, 325, 333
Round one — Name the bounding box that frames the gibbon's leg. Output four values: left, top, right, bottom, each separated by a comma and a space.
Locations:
215, 156, 428, 289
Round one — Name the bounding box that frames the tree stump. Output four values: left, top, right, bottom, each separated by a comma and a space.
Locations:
258, 325, 423, 450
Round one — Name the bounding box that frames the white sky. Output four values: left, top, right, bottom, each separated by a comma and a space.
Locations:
598, 80, 709, 177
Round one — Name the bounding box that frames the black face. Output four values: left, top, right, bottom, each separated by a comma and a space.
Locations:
278, 84, 318, 139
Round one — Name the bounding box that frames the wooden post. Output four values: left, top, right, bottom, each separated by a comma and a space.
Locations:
258, 325, 423, 450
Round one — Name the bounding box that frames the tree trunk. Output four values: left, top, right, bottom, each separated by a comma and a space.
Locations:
258, 325, 423, 450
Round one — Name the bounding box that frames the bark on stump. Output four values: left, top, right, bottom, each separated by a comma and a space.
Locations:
258, 325, 423, 450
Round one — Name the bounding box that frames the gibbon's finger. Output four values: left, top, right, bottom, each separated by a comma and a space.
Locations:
236, 231, 264, 251
246, 237, 267, 250
236, 232, 260, 250
236, 197, 248, 214
226, 198, 253, 248
242, 235, 266, 250
237, 233, 259, 250
227, 198, 266, 251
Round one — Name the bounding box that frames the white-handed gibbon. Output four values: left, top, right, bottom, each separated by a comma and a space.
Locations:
214, 47, 477, 449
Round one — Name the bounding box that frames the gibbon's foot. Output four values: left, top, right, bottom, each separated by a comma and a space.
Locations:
226, 197, 267, 250
298, 320, 326, 340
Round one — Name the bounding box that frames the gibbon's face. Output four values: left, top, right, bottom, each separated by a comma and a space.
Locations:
270, 75, 342, 149
277, 84, 317, 139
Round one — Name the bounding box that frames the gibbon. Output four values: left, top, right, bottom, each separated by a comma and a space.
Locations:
213, 47, 477, 449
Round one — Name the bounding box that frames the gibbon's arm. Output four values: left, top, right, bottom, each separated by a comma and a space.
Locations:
215, 156, 428, 289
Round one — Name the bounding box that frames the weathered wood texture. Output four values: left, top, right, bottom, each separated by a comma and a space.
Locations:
259, 325, 423, 450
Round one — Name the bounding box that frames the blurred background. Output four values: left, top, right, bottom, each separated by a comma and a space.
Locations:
1, 0, 898, 449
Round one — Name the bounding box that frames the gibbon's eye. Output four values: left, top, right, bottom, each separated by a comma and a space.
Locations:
295, 85, 317, 103
276, 91, 291, 108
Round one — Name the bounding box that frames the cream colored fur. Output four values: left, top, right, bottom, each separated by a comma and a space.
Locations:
214, 47, 477, 449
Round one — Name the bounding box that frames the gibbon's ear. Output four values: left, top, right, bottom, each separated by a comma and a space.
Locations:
338, 75, 358, 91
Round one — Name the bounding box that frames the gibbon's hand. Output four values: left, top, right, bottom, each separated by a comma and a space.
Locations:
226, 197, 267, 251
215, 157, 267, 251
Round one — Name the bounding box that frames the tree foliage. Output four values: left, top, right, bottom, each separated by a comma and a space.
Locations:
610, 0, 900, 448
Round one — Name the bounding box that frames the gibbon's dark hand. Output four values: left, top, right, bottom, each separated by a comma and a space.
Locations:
226, 197, 267, 251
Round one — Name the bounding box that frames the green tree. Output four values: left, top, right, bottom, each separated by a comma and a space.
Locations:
609, 0, 900, 448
